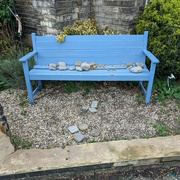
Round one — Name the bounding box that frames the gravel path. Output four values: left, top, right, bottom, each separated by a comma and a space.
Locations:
0, 83, 179, 149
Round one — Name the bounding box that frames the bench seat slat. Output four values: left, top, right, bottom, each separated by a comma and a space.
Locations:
29, 68, 150, 81
36, 57, 144, 65
37, 49, 143, 58
36, 41, 144, 50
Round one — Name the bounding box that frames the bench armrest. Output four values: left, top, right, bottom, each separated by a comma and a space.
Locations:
19, 51, 37, 62
143, 50, 159, 64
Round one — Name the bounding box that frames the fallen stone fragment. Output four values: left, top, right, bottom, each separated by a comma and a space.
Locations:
81, 62, 90, 71
78, 123, 88, 131
76, 67, 83, 71
127, 62, 133, 68
130, 66, 143, 73
91, 101, 98, 108
74, 132, 84, 142
69, 67, 75, 71
90, 129, 100, 137
82, 106, 89, 112
49, 64, 57, 70
89, 107, 97, 113
90, 62, 96, 70
68, 125, 79, 134
75, 61, 82, 67
136, 62, 144, 68
58, 62, 67, 70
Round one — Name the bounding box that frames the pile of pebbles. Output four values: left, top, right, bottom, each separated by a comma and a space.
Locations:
49, 61, 144, 73
49, 61, 96, 71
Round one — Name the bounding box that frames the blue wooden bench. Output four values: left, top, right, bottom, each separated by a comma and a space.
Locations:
19, 31, 159, 104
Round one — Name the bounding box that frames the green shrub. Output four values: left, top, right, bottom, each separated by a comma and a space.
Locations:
0, 0, 13, 25
0, 56, 35, 90
136, 0, 180, 78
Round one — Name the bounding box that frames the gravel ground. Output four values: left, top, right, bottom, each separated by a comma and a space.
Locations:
0, 82, 179, 149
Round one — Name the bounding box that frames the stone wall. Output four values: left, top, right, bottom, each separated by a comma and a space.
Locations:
14, 0, 146, 36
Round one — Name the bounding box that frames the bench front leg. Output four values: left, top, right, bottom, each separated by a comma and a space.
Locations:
22, 61, 34, 104
145, 62, 156, 104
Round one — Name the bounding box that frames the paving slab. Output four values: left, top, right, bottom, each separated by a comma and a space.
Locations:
0, 131, 14, 162
0, 135, 180, 176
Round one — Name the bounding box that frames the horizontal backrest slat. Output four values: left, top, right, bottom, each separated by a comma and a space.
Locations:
33, 34, 146, 65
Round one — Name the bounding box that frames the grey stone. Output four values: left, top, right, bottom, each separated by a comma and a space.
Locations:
74, 132, 84, 142
81, 62, 90, 71
127, 62, 133, 68
76, 67, 83, 71
91, 101, 98, 108
75, 61, 82, 67
136, 62, 144, 68
90, 129, 100, 137
130, 66, 143, 73
78, 123, 88, 131
89, 107, 97, 113
58, 62, 67, 70
49, 64, 57, 70
68, 125, 79, 134
82, 106, 89, 112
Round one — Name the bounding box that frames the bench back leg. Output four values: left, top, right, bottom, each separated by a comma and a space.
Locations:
145, 63, 156, 104
38, 80, 42, 90
22, 62, 34, 104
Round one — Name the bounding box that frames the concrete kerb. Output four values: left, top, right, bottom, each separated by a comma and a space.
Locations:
0, 135, 180, 178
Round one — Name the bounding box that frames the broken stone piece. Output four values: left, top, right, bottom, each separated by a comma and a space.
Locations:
74, 132, 84, 142
90, 62, 96, 70
90, 129, 100, 137
130, 66, 143, 73
58, 62, 67, 70
136, 62, 144, 68
49, 64, 57, 70
127, 62, 133, 68
76, 67, 83, 71
69, 67, 76, 71
68, 125, 79, 134
78, 123, 88, 131
91, 101, 98, 108
75, 61, 82, 67
81, 62, 90, 71
89, 107, 97, 113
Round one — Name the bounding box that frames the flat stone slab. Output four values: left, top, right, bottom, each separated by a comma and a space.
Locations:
74, 132, 84, 142
89, 107, 97, 113
68, 126, 79, 134
0, 131, 14, 162
91, 101, 98, 108
0, 135, 180, 175
78, 123, 88, 131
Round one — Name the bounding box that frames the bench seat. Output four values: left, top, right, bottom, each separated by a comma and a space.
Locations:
29, 65, 150, 81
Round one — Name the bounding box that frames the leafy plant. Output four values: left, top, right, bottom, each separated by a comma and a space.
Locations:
0, 0, 13, 25
136, 0, 180, 78
152, 78, 180, 102
0, 81, 6, 91
153, 123, 170, 136
65, 82, 81, 94
11, 135, 32, 150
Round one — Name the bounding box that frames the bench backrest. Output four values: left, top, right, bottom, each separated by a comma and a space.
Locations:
32, 31, 148, 65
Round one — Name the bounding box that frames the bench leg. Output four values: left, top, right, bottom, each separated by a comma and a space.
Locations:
145, 63, 156, 104
38, 80, 42, 90
22, 62, 34, 104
